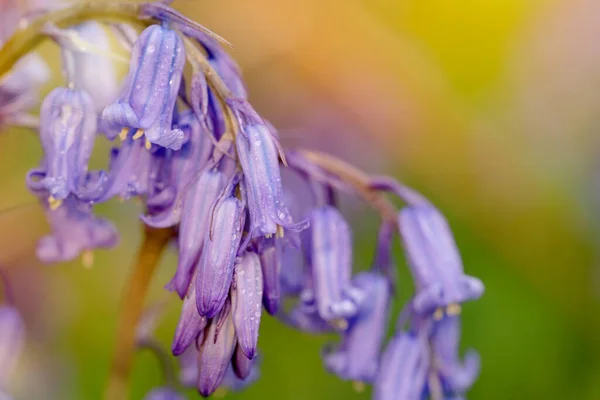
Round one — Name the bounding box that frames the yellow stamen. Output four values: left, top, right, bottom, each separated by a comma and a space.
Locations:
82, 250, 94, 269
331, 318, 348, 331
132, 128, 144, 140
276, 225, 285, 239
352, 381, 366, 392
433, 308, 444, 321
119, 127, 129, 141
265, 233, 273, 239
145, 139, 152, 150
446, 303, 461, 316
48, 196, 62, 211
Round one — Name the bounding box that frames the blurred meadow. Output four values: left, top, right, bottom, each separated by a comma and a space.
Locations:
2, 0, 600, 398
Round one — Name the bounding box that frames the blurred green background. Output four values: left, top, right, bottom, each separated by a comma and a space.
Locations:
2, 0, 600, 398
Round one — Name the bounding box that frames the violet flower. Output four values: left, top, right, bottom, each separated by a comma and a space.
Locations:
27, 87, 99, 206
172, 274, 208, 356
308, 205, 359, 322
0, 306, 24, 388
323, 272, 391, 383
143, 387, 185, 400
102, 24, 185, 149
233, 99, 307, 237
142, 111, 214, 229
430, 316, 480, 395
33, 196, 118, 264
398, 205, 484, 316
196, 300, 237, 396
195, 180, 245, 318
373, 331, 430, 400
231, 251, 263, 359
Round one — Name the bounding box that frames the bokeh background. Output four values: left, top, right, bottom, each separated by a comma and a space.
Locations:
2, 0, 600, 398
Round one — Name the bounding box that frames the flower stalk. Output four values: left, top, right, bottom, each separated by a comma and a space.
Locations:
104, 224, 174, 400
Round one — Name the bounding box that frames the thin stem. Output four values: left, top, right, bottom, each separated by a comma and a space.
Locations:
104, 224, 174, 400
139, 338, 178, 388
294, 149, 399, 222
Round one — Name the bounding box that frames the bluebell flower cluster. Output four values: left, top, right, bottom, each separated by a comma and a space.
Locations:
0, 1, 484, 399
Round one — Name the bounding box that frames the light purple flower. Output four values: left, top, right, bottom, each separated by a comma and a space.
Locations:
172, 275, 208, 356
309, 206, 358, 322
431, 316, 480, 395
195, 183, 245, 318
231, 345, 255, 380
373, 332, 430, 400
27, 87, 98, 203
233, 100, 307, 237
258, 237, 281, 315
0, 306, 24, 388
102, 24, 185, 149
323, 272, 390, 383
398, 205, 484, 315
143, 387, 185, 400
142, 111, 214, 229
231, 251, 263, 359
33, 196, 118, 264
167, 168, 225, 298
196, 300, 237, 396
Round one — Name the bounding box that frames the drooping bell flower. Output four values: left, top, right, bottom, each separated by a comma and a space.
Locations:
398, 205, 484, 316
195, 179, 245, 318
308, 206, 359, 322
373, 331, 430, 400
232, 99, 307, 237
31, 196, 118, 264
172, 274, 208, 356
0, 305, 24, 388
143, 387, 185, 400
142, 111, 214, 229
27, 87, 98, 207
101, 24, 185, 149
258, 237, 281, 315
323, 272, 390, 383
85, 131, 155, 202
430, 316, 480, 395
167, 167, 225, 298
196, 300, 237, 396
231, 251, 263, 359
231, 345, 255, 380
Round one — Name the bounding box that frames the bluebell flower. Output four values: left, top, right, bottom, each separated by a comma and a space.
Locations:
430, 316, 480, 395
258, 237, 281, 315
27, 87, 99, 207
373, 331, 430, 400
102, 24, 185, 149
143, 387, 185, 400
0, 306, 24, 389
142, 111, 214, 229
172, 275, 208, 356
398, 205, 484, 316
31, 196, 118, 264
232, 99, 307, 237
323, 272, 391, 383
195, 180, 245, 318
196, 299, 237, 396
308, 206, 359, 322
231, 345, 255, 380
231, 251, 263, 359
0, 53, 49, 129
168, 168, 225, 298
